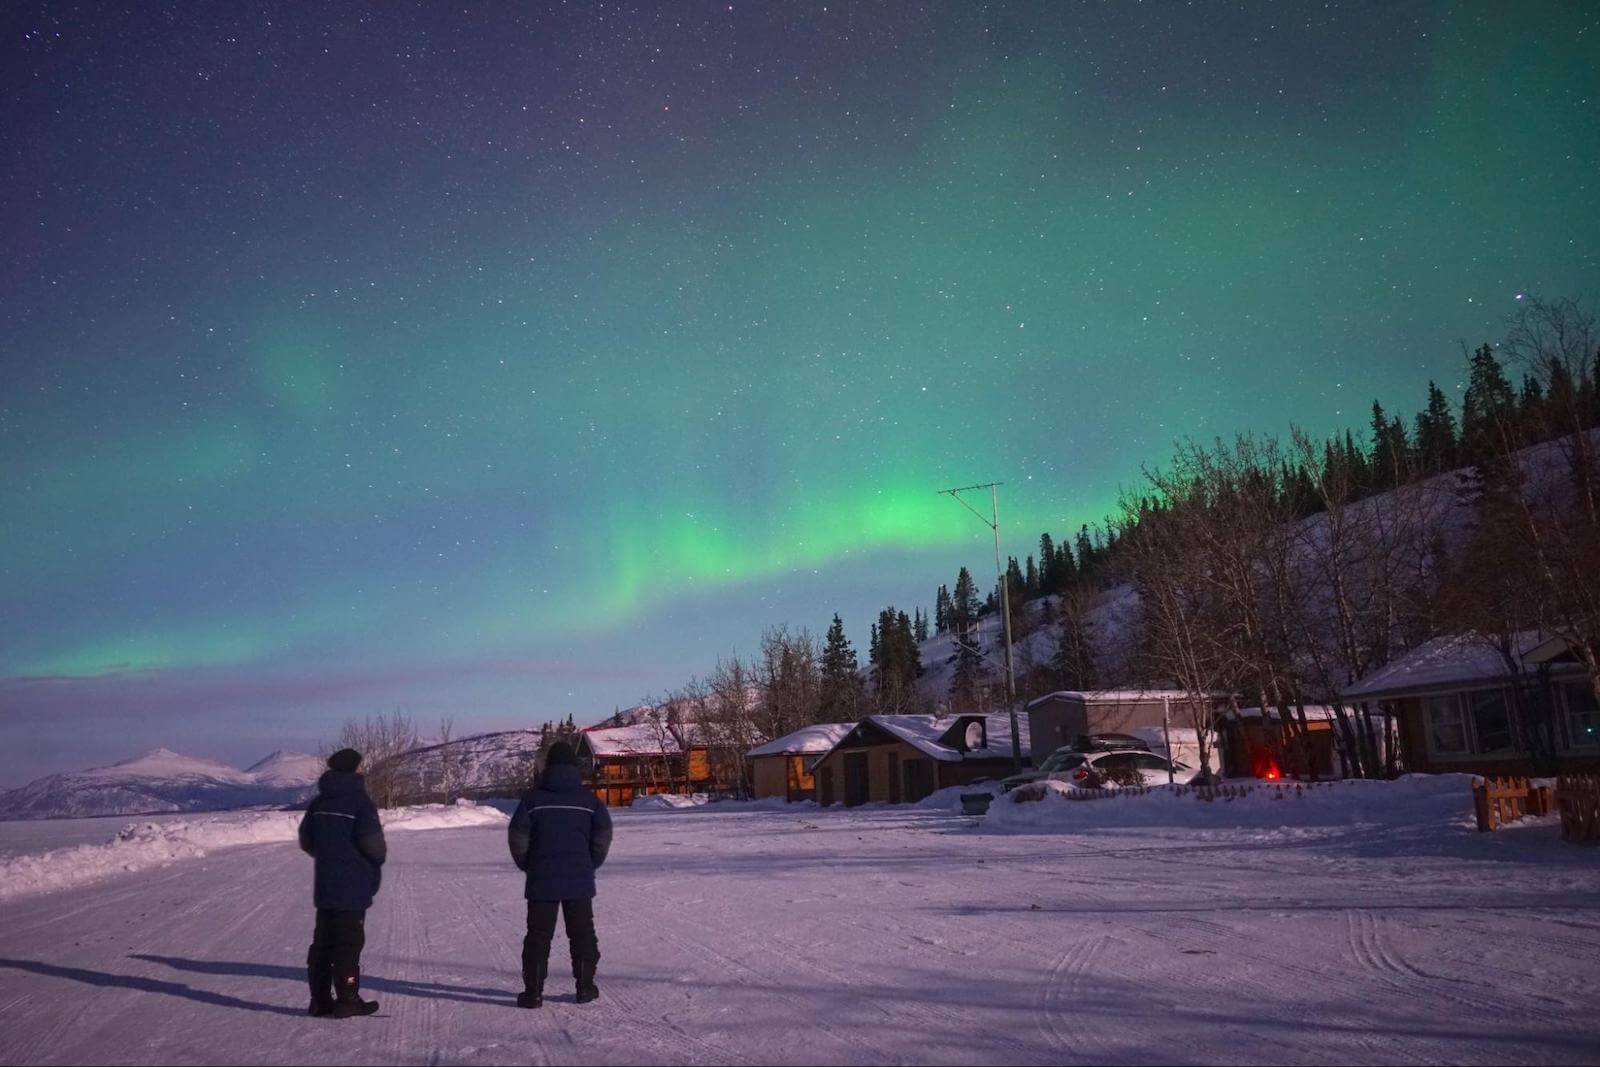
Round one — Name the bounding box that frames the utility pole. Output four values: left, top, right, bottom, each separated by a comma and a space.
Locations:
939, 482, 1021, 773
1162, 694, 1174, 785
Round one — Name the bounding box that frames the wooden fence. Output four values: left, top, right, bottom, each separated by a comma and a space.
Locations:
1471, 776, 1555, 832
1557, 774, 1600, 843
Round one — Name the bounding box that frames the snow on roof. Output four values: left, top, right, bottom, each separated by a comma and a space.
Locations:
747, 723, 855, 758
830, 713, 1030, 763
1340, 631, 1574, 701
1223, 705, 1342, 722
1023, 689, 1210, 711
581, 722, 697, 757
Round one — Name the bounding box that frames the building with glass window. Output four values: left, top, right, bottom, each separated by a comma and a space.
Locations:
1341, 631, 1600, 777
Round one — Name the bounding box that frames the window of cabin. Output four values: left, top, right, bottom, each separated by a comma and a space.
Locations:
1468, 690, 1514, 753
1563, 681, 1600, 750
1425, 695, 1469, 756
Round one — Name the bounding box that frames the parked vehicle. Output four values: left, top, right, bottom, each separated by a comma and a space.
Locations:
999, 735, 1157, 793
998, 748, 1082, 793
1047, 750, 1192, 789
1069, 733, 1151, 754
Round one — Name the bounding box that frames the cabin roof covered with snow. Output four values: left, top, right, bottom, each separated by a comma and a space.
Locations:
1023, 688, 1211, 711
1223, 705, 1342, 722
821, 713, 1030, 764
746, 723, 855, 758
1341, 631, 1580, 701
581, 722, 698, 757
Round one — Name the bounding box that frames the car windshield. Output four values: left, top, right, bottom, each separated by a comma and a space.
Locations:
1041, 753, 1085, 771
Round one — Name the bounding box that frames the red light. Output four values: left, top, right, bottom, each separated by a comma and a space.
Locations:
1248, 747, 1283, 781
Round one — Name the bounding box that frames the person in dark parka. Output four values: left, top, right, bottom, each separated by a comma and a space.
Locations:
507, 741, 613, 1008
298, 748, 387, 1018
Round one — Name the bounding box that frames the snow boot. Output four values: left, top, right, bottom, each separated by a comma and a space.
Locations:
331, 967, 379, 1018
517, 960, 546, 1009
307, 948, 335, 1017
574, 958, 600, 1004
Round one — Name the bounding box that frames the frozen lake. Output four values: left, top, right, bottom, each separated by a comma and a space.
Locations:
0, 801, 1597, 1065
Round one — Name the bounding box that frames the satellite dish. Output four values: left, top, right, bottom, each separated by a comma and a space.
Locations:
965, 721, 985, 750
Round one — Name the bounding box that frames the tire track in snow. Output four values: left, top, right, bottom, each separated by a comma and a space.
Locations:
625, 920, 842, 1065
1347, 909, 1573, 1029
1034, 933, 1106, 1060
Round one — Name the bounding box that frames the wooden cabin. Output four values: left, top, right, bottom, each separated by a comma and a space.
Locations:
810, 713, 1029, 807
747, 724, 855, 802
1341, 631, 1600, 777
1215, 706, 1341, 780
575, 721, 716, 807
1024, 689, 1220, 760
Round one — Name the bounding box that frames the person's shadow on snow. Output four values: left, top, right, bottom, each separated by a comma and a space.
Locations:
129, 954, 513, 1006
0, 957, 305, 1017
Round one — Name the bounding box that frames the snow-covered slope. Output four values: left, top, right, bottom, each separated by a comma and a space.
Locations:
380, 730, 545, 802
243, 749, 324, 788
0, 748, 322, 821
913, 432, 1600, 707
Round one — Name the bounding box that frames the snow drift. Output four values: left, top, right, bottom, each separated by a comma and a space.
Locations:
982, 773, 1487, 834
0, 800, 508, 902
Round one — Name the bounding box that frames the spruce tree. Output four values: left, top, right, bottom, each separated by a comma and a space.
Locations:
1415, 380, 1459, 472
951, 567, 979, 637
1369, 401, 1394, 490
1461, 343, 1516, 462
913, 607, 930, 643
818, 614, 862, 722
1053, 541, 1077, 593
1038, 533, 1056, 591
1075, 526, 1096, 576
1024, 555, 1039, 597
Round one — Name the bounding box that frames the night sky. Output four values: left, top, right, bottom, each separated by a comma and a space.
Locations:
3, 2, 1597, 784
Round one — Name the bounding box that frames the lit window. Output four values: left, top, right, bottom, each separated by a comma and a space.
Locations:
1564, 682, 1600, 750
1426, 695, 1469, 755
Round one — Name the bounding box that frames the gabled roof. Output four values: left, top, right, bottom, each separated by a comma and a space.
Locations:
821, 713, 1030, 764
580, 722, 699, 757
746, 723, 855, 758
1341, 631, 1580, 701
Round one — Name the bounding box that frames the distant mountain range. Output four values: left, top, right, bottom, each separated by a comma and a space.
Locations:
0, 748, 324, 821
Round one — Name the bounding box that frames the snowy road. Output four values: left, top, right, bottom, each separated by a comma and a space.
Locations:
1, 805, 1597, 1065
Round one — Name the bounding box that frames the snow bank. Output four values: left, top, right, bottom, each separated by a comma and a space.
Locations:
631, 793, 710, 810
915, 781, 1001, 813
0, 800, 507, 902
626, 794, 812, 813
983, 774, 1485, 834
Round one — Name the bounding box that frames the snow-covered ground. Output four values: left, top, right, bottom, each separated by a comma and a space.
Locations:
1, 790, 1597, 1065
0, 802, 508, 902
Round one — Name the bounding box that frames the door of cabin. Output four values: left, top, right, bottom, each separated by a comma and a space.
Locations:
886, 752, 901, 804
843, 751, 869, 807
902, 758, 935, 803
